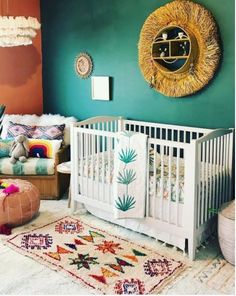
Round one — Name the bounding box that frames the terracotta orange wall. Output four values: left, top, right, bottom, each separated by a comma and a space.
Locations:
0, 0, 42, 115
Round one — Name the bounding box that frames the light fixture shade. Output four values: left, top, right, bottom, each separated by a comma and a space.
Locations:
0, 16, 41, 47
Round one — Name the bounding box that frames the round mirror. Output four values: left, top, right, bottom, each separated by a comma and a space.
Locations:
138, 0, 220, 97
152, 26, 193, 74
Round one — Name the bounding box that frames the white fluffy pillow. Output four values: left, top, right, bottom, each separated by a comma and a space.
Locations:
1, 114, 77, 145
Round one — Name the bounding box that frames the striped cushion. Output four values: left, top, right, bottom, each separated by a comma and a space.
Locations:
0, 157, 55, 175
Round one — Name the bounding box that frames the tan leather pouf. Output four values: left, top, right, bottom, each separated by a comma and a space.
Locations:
0, 179, 40, 226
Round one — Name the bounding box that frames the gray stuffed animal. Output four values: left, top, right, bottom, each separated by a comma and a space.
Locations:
9, 135, 29, 164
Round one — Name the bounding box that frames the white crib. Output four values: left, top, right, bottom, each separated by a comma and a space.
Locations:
70, 116, 234, 260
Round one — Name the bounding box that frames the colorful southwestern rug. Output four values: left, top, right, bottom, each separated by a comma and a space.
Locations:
5, 216, 185, 294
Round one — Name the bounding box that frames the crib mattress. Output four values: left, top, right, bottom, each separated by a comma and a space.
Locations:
79, 150, 185, 202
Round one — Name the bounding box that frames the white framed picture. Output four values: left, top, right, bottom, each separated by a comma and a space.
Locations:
91, 76, 110, 100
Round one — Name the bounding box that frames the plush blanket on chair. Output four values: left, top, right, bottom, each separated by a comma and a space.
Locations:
114, 131, 147, 219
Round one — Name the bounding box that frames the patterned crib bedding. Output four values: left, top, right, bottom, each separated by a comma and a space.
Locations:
149, 150, 185, 202
0, 157, 55, 175
79, 150, 185, 203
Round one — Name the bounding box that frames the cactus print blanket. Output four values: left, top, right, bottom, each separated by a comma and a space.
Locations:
4, 216, 185, 294
114, 132, 148, 219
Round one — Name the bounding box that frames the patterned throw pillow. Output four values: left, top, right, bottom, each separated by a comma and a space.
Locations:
0, 138, 14, 157
6, 122, 65, 141
6, 122, 35, 138
28, 139, 62, 159
31, 124, 65, 140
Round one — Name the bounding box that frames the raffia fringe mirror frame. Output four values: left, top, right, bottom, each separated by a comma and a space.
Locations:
138, 0, 221, 97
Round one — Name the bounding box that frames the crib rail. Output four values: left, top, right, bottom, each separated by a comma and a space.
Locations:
71, 125, 117, 210
72, 116, 123, 132
195, 129, 234, 228
185, 128, 234, 259
125, 120, 212, 143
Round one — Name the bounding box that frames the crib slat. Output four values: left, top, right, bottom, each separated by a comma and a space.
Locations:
184, 131, 186, 143
222, 135, 227, 203
91, 134, 95, 199
168, 147, 172, 223
85, 133, 89, 197
217, 137, 222, 209
73, 130, 79, 199
88, 124, 91, 155
176, 147, 180, 226
201, 142, 205, 225
213, 138, 217, 212
149, 126, 152, 137
97, 135, 100, 201
225, 134, 230, 202
216, 137, 220, 209
218, 137, 222, 208
197, 143, 201, 228
146, 144, 150, 218
209, 139, 213, 219
224, 134, 228, 203
160, 145, 164, 221
153, 144, 157, 219
221, 136, 225, 206
228, 132, 233, 201
225, 134, 230, 201
102, 135, 105, 202
107, 137, 111, 204
204, 141, 209, 222
80, 132, 84, 196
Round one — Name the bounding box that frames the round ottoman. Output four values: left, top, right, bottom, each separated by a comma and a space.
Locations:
218, 200, 235, 265
0, 179, 40, 226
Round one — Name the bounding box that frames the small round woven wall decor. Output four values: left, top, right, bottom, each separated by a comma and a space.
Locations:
75, 52, 93, 79
138, 0, 221, 97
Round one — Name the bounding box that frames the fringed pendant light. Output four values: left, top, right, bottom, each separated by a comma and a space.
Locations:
0, 0, 41, 47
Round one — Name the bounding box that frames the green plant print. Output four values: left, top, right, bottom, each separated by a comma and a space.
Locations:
119, 148, 137, 164
117, 169, 136, 185
121, 131, 135, 138
115, 195, 136, 211
208, 208, 219, 214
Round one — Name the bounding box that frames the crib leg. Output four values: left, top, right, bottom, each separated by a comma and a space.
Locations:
71, 201, 87, 215
70, 200, 77, 215
188, 238, 196, 261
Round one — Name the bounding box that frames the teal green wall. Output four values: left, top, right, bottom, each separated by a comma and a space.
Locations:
41, 0, 235, 128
